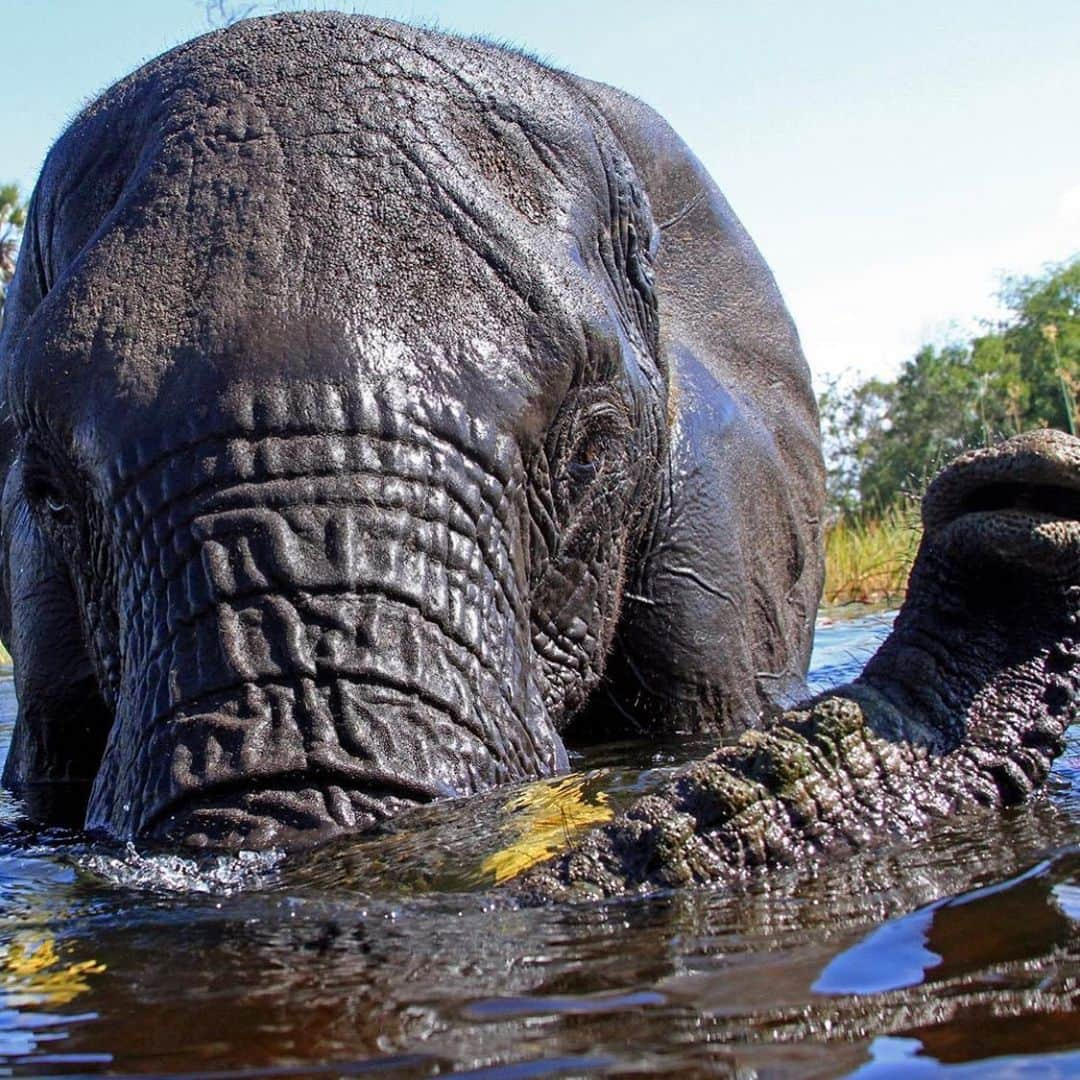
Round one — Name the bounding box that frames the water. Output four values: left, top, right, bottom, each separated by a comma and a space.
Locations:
0, 609, 1077, 1078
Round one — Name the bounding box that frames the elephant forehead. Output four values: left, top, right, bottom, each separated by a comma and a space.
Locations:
17, 15, 622, 429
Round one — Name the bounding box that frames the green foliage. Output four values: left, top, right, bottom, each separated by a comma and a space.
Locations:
0, 183, 27, 320
995, 260, 1080, 432
822, 256, 1080, 517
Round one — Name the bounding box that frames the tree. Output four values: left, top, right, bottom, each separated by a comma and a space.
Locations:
817, 374, 893, 520
821, 256, 1079, 518
855, 342, 1020, 514
995, 260, 1080, 433
0, 184, 27, 321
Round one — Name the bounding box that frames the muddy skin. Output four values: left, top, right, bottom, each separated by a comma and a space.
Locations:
512, 430, 1080, 901
0, 13, 822, 848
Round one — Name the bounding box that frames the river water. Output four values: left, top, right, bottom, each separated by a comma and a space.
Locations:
0, 609, 1077, 1078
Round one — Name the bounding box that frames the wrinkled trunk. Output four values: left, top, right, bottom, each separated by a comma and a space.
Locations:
512, 430, 1080, 901
85, 424, 565, 847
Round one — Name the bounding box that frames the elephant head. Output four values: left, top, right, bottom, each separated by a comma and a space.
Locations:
0, 15, 822, 847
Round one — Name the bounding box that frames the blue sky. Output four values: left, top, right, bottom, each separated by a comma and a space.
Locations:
3, 0, 1079, 384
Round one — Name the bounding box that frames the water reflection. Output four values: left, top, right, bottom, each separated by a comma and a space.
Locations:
0, 610, 1076, 1077
814, 851, 1079, 995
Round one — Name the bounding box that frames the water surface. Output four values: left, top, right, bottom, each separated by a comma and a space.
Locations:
1, 609, 1077, 1077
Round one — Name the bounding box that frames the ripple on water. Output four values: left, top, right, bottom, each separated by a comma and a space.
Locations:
814, 848, 1080, 995
0, 612, 1076, 1076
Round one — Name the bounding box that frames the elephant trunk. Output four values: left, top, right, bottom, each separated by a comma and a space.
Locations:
513, 431, 1080, 901
84, 421, 565, 847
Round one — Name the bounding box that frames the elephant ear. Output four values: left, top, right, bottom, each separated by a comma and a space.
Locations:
0, 194, 110, 811
0, 206, 30, 650
569, 77, 825, 734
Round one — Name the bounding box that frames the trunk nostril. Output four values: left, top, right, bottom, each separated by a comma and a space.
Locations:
921, 430, 1080, 537
957, 482, 1080, 522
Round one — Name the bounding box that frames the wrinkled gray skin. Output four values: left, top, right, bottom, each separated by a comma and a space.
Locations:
516, 429, 1080, 901
4, 16, 1072, 877
0, 14, 823, 849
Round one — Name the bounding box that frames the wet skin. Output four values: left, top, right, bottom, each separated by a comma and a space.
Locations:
516, 430, 1080, 899
0, 13, 822, 848
2, 15, 1072, 873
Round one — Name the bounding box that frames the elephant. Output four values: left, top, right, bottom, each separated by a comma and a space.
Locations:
0, 12, 822, 848
514, 428, 1080, 899
0, 14, 1073, 870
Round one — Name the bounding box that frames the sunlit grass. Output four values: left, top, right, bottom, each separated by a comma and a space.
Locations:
823, 503, 921, 607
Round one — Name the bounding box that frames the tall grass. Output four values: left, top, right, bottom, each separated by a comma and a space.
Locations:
823, 503, 922, 607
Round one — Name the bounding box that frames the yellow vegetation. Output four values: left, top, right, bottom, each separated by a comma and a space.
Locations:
823, 504, 921, 606
479, 773, 613, 884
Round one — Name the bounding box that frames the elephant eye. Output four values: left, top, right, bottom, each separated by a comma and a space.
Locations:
562, 414, 625, 502
549, 389, 632, 512
23, 453, 74, 526
566, 457, 599, 486
27, 476, 69, 517
572, 430, 605, 466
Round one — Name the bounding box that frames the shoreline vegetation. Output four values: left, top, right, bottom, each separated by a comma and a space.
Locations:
822, 504, 920, 608
818, 257, 1078, 611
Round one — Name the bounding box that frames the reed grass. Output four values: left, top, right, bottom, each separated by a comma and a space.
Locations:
823, 503, 922, 607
